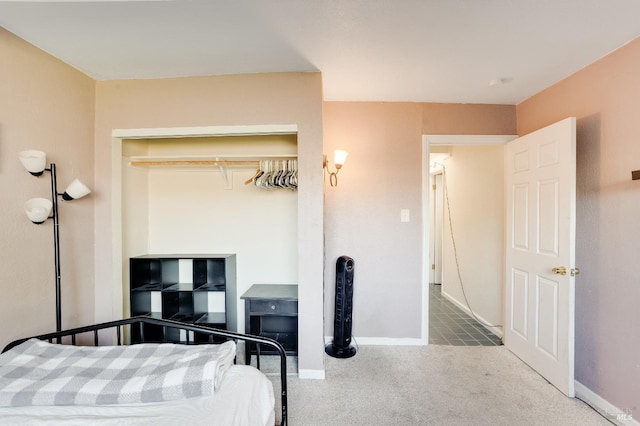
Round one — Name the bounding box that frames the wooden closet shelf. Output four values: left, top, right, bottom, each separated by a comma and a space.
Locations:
130, 159, 261, 167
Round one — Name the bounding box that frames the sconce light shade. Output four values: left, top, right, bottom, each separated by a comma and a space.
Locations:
323, 149, 348, 187
19, 150, 47, 176
24, 197, 53, 224
334, 150, 348, 168
62, 178, 91, 200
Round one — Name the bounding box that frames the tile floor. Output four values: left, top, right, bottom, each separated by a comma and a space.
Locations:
429, 284, 503, 346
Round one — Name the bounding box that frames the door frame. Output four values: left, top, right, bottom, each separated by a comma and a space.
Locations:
429, 172, 444, 285
109, 124, 328, 379
421, 134, 516, 344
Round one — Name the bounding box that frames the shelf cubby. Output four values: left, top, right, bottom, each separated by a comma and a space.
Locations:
129, 254, 236, 343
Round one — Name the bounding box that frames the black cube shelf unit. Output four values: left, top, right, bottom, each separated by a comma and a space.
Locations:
129, 254, 237, 343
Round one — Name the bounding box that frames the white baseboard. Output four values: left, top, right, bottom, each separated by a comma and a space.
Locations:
575, 380, 638, 425
298, 369, 325, 380
325, 336, 426, 346
441, 290, 504, 338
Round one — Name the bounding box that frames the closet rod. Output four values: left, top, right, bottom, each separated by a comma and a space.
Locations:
130, 160, 260, 167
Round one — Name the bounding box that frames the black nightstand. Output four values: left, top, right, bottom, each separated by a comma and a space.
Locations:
241, 284, 298, 368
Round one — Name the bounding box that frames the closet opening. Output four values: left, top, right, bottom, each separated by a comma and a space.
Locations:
117, 132, 298, 349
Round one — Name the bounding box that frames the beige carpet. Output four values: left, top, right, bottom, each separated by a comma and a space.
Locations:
269, 345, 611, 426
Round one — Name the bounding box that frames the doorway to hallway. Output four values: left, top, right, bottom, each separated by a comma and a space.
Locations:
424, 135, 516, 346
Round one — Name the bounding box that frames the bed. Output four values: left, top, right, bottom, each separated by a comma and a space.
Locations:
0, 316, 288, 426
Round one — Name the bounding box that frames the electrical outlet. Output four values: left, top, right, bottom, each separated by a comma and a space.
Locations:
400, 209, 410, 222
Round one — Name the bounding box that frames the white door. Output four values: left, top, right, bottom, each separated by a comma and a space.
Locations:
504, 117, 577, 397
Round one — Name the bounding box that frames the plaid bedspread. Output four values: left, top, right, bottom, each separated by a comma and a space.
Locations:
0, 338, 236, 407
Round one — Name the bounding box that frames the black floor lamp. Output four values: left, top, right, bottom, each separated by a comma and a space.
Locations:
19, 150, 91, 333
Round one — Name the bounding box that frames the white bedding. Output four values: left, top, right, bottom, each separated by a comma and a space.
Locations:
0, 365, 275, 426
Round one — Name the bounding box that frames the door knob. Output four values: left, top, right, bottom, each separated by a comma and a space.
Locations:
552, 266, 567, 275
571, 268, 580, 276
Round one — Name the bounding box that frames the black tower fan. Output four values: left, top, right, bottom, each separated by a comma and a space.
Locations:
325, 255, 357, 358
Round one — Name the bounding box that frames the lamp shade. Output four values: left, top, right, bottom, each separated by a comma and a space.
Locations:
19, 150, 47, 176
24, 198, 52, 224
334, 150, 348, 167
62, 178, 91, 200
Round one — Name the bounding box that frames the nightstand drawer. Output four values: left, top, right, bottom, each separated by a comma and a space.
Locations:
249, 299, 297, 315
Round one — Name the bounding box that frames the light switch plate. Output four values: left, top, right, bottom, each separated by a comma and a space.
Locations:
400, 209, 410, 222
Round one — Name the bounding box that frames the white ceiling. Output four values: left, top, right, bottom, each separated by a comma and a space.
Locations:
1, 0, 639, 105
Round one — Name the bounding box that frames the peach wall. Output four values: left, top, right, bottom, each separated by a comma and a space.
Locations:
422, 103, 516, 134
517, 37, 640, 414
94, 73, 325, 374
323, 102, 515, 340
0, 28, 95, 349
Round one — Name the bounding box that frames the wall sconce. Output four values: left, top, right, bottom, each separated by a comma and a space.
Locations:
19, 150, 91, 334
323, 149, 348, 187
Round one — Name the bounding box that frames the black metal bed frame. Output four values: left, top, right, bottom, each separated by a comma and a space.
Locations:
2, 316, 288, 426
